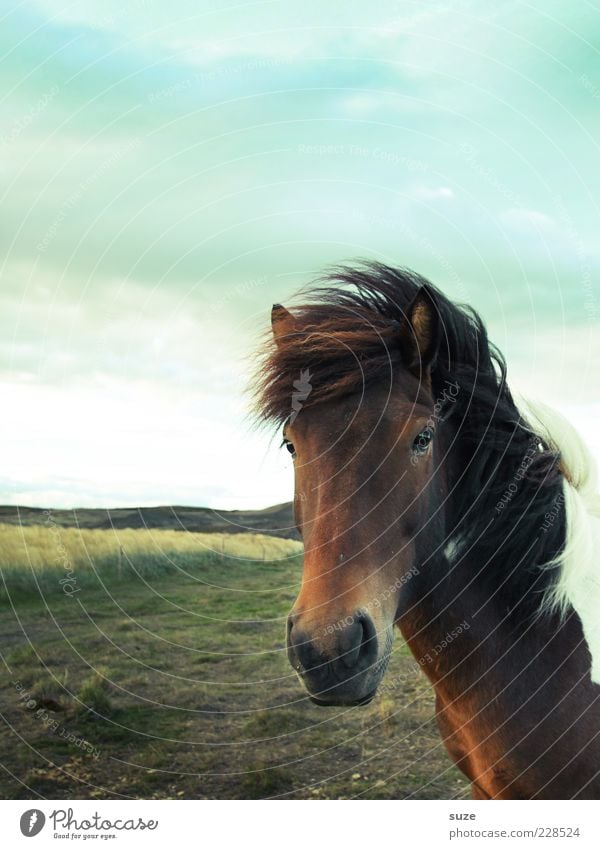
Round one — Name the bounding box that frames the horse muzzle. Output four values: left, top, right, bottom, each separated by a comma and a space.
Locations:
286, 610, 388, 705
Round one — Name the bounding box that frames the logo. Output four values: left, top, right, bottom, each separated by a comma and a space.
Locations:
290, 368, 312, 423
20, 810, 46, 837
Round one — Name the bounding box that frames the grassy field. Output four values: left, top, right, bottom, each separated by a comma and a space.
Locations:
0, 524, 469, 800
0, 523, 302, 600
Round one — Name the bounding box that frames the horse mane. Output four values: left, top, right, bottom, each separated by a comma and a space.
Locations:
253, 261, 566, 618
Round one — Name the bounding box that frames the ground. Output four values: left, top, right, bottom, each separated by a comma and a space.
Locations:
0, 553, 469, 799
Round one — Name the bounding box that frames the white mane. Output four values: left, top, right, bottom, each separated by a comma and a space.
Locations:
518, 397, 600, 684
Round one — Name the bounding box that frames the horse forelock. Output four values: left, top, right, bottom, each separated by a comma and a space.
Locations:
252, 266, 421, 426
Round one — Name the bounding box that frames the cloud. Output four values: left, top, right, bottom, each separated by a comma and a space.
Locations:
0, 374, 293, 509
501, 207, 557, 232
411, 185, 455, 201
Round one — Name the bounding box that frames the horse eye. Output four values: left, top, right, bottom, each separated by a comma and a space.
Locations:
283, 439, 296, 457
412, 427, 434, 455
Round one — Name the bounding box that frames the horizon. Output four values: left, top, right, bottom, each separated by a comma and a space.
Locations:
0, 499, 292, 511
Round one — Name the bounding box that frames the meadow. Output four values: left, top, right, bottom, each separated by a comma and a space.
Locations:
0, 522, 301, 600
0, 522, 468, 799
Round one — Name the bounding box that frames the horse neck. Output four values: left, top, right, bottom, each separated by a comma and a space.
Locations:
397, 435, 569, 696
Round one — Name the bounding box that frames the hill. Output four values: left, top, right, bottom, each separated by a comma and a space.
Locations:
0, 502, 299, 539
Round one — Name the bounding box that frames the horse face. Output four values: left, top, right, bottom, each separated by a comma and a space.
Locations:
285, 379, 441, 705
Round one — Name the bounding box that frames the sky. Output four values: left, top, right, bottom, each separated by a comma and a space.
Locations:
0, 0, 598, 509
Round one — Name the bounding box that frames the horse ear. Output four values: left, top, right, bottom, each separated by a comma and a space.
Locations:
399, 287, 440, 376
271, 303, 296, 346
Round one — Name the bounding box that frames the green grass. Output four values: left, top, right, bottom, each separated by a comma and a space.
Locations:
0, 530, 469, 800
76, 670, 113, 717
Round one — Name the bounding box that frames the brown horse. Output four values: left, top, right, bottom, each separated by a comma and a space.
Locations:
253, 262, 600, 799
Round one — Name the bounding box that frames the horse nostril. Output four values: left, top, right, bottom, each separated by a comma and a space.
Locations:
287, 611, 379, 685
340, 620, 363, 669
287, 620, 319, 675
340, 613, 377, 670
358, 613, 378, 665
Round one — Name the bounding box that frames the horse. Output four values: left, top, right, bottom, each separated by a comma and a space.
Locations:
253, 261, 600, 799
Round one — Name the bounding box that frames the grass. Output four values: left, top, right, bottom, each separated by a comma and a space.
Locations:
76, 670, 113, 717
0, 526, 469, 800
0, 523, 302, 602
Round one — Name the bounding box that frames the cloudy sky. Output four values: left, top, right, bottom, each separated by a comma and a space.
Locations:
1, 0, 598, 509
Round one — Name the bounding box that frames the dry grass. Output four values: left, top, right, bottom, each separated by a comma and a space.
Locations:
0, 523, 302, 601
